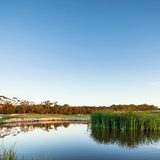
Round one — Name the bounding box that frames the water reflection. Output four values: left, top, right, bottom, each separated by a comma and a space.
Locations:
0, 123, 160, 160
90, 127, 160, 148
0, 122, 83, 138
1, 122, 160, 150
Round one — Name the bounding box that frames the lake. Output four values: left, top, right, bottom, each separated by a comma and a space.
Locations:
0, 122, 160, 160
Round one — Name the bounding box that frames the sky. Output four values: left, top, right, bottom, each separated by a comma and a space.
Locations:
0, 0, 160, 106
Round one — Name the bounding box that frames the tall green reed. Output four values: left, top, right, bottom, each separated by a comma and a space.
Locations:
91, 111, 160, 131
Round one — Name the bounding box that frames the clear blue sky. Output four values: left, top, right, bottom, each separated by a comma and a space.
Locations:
0, 0, 160, 106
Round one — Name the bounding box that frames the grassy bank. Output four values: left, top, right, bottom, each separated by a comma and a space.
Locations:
0, 114, 89, 124
3, 114, 89, 119
91, 111, 160, 131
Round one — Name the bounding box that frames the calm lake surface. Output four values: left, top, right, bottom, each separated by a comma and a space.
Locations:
0, 122, 160, 160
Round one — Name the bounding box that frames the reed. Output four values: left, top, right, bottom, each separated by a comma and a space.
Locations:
0, 144, 49, 160
91, 111, 160, 131
0, 144, 16, 160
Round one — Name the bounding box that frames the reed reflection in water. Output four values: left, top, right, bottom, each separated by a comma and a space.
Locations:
0, 123, 160, 160
90, 127, 160, 148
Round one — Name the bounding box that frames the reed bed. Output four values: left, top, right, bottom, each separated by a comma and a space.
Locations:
91, 111, 160, 131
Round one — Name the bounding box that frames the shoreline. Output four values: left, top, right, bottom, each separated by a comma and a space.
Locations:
2, 117, 89, 124
0, 114, 90, 124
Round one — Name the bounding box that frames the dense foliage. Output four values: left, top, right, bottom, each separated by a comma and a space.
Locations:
0, 99, 158, 114
91, 111, 160, 131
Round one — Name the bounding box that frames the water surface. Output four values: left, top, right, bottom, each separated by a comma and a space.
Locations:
0, 122, 160, 160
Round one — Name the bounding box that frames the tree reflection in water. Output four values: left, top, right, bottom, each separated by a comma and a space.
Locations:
2, 123, 159, 149
90, 127, 160, 148
0, 122, 71, 138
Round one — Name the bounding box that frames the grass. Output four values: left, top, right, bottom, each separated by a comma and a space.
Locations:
0, 144, 16, 160
0, 144, 47, 160
91, 111, 160, 131
0, 114, 90, 124
4, 114, 89, 119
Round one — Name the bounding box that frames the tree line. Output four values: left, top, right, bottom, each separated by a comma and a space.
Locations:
0, 100, 158, 114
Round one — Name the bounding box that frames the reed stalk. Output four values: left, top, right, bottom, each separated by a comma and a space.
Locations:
91, 111, 160, 131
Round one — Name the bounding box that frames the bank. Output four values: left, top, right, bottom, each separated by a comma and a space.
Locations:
0, 114, 90, 124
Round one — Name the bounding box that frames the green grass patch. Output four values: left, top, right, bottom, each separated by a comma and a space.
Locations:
1, 114, 89, 119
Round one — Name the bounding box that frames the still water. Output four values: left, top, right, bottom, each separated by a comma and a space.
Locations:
0, 122, 160, 160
